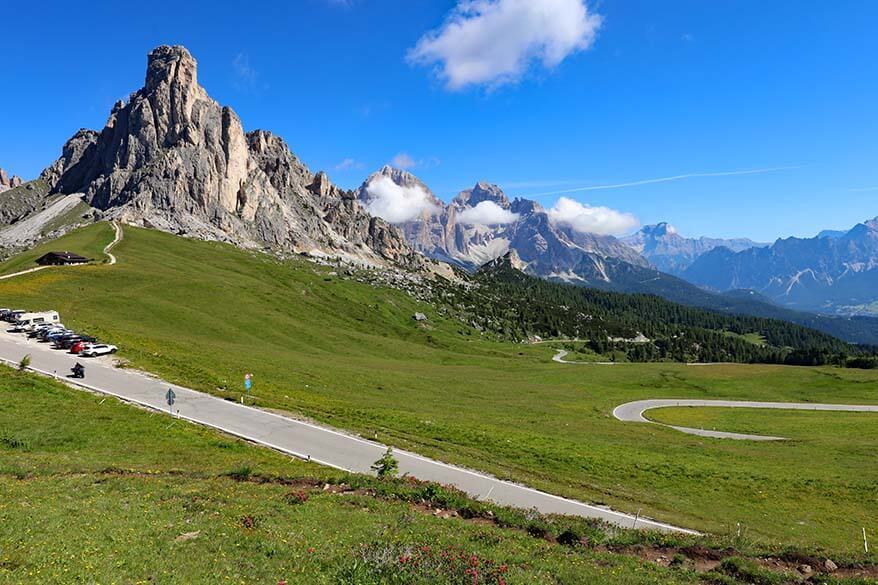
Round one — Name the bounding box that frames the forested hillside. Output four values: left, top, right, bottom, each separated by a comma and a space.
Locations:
435, 256, 878, 366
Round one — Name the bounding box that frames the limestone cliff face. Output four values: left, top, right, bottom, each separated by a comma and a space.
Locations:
40, 45, 419, 267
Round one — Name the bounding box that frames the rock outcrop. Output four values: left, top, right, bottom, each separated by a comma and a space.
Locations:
0, 168, 23, 193
39, 45, 420, 267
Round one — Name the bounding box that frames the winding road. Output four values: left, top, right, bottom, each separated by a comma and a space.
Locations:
552, 349, 615, 365
613, 399, 878, 441
0, 326, 696, 535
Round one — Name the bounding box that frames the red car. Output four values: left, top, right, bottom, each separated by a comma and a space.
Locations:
69, 341, 86, 354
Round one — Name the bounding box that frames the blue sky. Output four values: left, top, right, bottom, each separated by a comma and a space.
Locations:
1, 0, 876, 241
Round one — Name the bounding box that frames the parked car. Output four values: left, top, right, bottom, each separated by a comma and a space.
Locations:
80, 344, 117, 357
31, 323, 65, 338
28, 324, 54, 337
43, 328, 71, 342
56, 335, 96, 350
4, 310, 26, 323
53, 335, 83, 349
70, 341, 87, 354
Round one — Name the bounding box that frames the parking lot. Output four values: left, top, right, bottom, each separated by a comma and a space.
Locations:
0, 308, 118, 367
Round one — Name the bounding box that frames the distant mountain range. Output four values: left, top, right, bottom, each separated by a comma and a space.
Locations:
622, 222, 766, 274
353, 167, 878, 342
684, 217, 878, 315
356, 167, 647, 284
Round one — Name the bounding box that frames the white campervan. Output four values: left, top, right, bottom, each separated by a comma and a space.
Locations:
14, 311, 61, 332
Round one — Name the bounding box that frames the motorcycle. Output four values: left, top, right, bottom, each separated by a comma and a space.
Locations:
70, 363, 85, 379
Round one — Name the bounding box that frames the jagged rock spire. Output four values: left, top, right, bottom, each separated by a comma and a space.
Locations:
38, 45, 421, 267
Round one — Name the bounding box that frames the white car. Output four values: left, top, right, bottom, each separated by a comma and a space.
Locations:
80, 344, 118, 357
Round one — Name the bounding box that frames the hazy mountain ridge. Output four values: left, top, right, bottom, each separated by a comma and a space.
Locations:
684, 217, 878, 315
622, 222, 766, 274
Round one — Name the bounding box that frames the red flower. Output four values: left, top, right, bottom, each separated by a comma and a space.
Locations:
307, 547, 315, 554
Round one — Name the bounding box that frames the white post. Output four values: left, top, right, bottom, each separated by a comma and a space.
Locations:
864, 528, 869, 553
633, 508, 641, 529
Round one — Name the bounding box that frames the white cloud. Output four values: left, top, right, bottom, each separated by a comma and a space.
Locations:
408, 0, 602, 90
547, 197, 639, 236
391, 152, 417, 169
364, 176, 441, 224
334, 158, 363, 171
457, 201, 519, 225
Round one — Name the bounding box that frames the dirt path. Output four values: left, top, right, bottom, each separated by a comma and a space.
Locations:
0, 221, 123, 280
104, 221, 123, 265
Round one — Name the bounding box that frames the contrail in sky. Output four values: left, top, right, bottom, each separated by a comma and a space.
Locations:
520, 166, 802, 199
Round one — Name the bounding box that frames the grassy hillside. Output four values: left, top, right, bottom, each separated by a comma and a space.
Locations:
0, 221, 113, 276
1, 225, 877, 552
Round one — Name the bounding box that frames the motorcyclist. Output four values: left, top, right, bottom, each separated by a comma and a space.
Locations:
72, 362, 85, 378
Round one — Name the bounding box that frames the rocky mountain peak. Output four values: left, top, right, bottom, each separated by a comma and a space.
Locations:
650, 222, 678, 237
145, 45, 200, 93
36, 45, 422, 268
359, 166, 442, 206
454, 182, 510, 209
510, 198, 543, 216
376, 164, 407, 182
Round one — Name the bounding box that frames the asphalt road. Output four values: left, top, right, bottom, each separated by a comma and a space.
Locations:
613, 399, 878, 441
0, 329, 696, 534
552, 349, 615, 365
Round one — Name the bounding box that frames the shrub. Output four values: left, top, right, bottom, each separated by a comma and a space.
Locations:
18, 354, 31, 372
557, 529, 584, 548
371, 447, 399, 480
224, 464, 253, 481
284, 490, 310, 505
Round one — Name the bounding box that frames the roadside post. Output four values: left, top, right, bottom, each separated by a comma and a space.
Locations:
166, 388, 176, 415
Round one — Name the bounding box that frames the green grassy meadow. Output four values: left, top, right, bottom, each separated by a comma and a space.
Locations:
1, 367, 716, 584
1, 224, 877, 555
